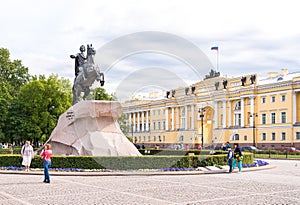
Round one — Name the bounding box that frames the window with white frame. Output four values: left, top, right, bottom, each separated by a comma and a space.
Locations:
234, 114, 241, 126
271, 132, 276, 141
262, 133, 266, 141
261, 97, 266, 104
158, 122, 161, 130
281, 95, 286, 102
271, 113, 276, 124
281, 112, 286, 123
262, 113, 266, 124
148, 136, 151, 142
153, 122, 156, 130
271, 96, 276, 103
153, 136, 156, 142
296, 132, 300, 140
281, 132, 286, 140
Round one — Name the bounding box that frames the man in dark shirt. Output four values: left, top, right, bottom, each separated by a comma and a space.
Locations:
70, 45, 87, 79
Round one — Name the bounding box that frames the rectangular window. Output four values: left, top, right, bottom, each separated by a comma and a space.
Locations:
271, 132, 276, 141
261, 97, 266, 104
281, 95, 286, 102
234, 114, 241, 126
271, 96, 276, 103
153, 122, 156, 130
244, 135, 247, 141
296, 132, 300, 140
158, 110, 160, 115
281, 112, 286, 123
281, 132, 286, 141
153, 110, 155, 116
158, 122, 161, 130
271, 113, 276, 124
262, 114, 266, 124
148, 136, 151, 142
163, 121, 166, 130
262, 133, 266, 141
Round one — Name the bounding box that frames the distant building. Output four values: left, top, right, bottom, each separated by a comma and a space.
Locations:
122, 69, 300, 150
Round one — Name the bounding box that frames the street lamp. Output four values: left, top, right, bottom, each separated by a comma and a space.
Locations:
250, 113, 258, 147
198, 108, 205, 148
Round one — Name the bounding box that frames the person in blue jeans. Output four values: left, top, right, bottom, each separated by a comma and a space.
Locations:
40, 144, 52, 183
232, 143, 243, 173
227, 144, 233, 173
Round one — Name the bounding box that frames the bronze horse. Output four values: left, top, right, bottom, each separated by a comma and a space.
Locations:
71, 44, 104, 105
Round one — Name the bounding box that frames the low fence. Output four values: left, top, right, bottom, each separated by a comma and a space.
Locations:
249, 150, 300, 159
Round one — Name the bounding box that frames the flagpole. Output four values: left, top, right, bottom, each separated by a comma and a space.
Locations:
211, 46, 219, 71
217, 48, 219, 72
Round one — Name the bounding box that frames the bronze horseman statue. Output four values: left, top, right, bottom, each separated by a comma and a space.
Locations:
70, 44, 105, 105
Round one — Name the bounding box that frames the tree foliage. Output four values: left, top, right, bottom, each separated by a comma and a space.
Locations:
6, 75, 72, 145
0, 48, 30, 143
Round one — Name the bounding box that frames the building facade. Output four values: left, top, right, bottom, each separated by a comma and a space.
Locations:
122, 69, 300, 150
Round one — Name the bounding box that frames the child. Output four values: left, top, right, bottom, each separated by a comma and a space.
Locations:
227, 144, 233, 173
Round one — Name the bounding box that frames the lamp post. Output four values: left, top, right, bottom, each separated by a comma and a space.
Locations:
250, 113, 258, 147
198, 108, 205, 148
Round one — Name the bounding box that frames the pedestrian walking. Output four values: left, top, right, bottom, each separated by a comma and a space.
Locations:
227, 144, 233, 173
21, 141, 34, 171
40, 144, 52, 183
232, 143, 243, 173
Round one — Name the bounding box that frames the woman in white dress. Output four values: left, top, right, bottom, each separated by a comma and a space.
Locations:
21, 141, 34, 171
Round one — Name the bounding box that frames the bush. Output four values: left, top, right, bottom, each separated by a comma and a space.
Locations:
0, 153, 254, 170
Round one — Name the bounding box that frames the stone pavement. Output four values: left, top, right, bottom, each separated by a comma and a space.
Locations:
0, 159, 299, 204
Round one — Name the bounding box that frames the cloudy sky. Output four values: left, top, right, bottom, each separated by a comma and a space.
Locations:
1, 0, 300, 100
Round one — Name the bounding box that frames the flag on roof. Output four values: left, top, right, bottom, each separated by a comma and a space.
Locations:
211, 46, 218, 51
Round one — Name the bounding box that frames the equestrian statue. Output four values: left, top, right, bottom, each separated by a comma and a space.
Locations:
70, 44, 105, 105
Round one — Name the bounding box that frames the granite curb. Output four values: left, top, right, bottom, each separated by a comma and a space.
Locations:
0, 164, 275, 177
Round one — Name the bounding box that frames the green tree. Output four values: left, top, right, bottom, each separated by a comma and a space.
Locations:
7, 74, 72, 146
0, 48, 30, 97
0, 48, 30, 143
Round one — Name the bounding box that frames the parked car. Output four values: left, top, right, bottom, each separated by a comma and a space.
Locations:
280, 147, 300, 153
241, 146, 260, 152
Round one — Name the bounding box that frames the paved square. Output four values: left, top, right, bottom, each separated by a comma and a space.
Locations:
0, 159, 299, 204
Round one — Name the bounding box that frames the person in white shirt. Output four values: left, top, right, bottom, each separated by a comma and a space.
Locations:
21, 141, 34, 171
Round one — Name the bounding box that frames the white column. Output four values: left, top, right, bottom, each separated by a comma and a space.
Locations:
241, 97, 245, 127
191, 104, 195, 129
171, 107, 175, 130
128, 113, 132, 128
250, 96, 254, 126
228, 100, 231, 127
214, 101, 218, 128
165, 107, 169, 130
141, 111, 144, 132
176, 107, 180, 129
146, 111, 149, 131
185, 105, 188, 130
222, 100, 226, 128
133, 113, 136, 132
293, 91, 297, 124
137, 112, 140, 132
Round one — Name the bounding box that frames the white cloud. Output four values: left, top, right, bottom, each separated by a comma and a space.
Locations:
1, 0, 300, 100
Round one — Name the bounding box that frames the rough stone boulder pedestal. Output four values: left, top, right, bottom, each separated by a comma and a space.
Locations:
49, 100, 142, 156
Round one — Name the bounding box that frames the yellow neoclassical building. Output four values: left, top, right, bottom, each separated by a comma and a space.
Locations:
122, 69, 300, 150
